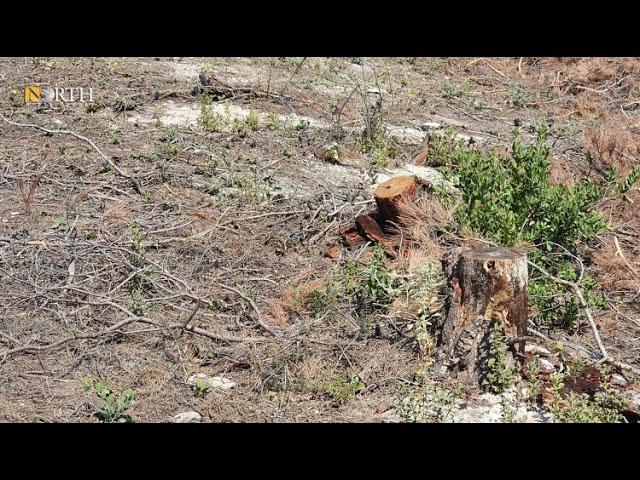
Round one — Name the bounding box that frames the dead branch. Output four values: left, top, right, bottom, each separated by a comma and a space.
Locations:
218, 283, 277, 336
527, 259, 609, 361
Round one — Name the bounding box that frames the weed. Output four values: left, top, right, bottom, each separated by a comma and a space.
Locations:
524, 359, 541, 403
551, 391, 622, 423
546, 371, 623, 423
86, 100, 106, 113
108, 124, 121, 145
194, 379, 210, 397
82, 376, 134, 423
156, 128, 180, 156
324, 373, 365, 404
301, 286, 339, 318
507, 85, 527, 108
198, 104, 224, 132
394, 380, 458, 423
441, 78, 461, 99
471, 98, 487, 111
245, 109, 260, 130
9, 89, 22, 107
483, 322, 516, 393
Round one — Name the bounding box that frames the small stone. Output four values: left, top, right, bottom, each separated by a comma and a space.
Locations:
171, 411, 202, 423
525, 344, 552, 357
379, 409, 403, 423
610, 374, 628, 388
537, 358, 555, 373
187, 374, 236, 391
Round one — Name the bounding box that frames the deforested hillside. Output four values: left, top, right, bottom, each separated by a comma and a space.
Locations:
1, 57, 639, 422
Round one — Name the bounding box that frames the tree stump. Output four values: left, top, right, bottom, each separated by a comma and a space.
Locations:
374, 175, 417, 227
439, 247, 528, 388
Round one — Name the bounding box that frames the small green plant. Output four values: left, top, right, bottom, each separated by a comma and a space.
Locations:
265, 111, 282, 131
82, 376, 134, 423
86, 100, 106, 113
471, 98, 487, 111
355, 125, 398, 169
441, 78, 461, 99
483, 322, 516, 394
194, 379, 210, 397
546, 371, 623, 423
524, 359, 541, 403
507, 85, 527, 108
394, 380, 458, 423
324, 373, 365, 404
108, 124, 121, 145
551, 392, 623, 423
245, 109, 260, 130
302, 286, 339, 318
128, 220, 148, 315
9, 88, 22, 107
156, 128, 180, 156
198, 103, 224, 132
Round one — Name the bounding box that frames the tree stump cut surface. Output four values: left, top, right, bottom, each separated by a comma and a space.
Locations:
440, 247, 528, 387
374, 175, 416, 227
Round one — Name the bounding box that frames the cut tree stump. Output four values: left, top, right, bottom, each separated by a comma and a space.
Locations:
374, 175, 416, 227
439, 247, 528, 388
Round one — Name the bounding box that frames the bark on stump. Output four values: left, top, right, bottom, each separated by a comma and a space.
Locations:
439, 247, 528, 388
374, 175, 417, 228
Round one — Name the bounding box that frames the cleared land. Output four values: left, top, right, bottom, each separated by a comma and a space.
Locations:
0, 57, 639, 422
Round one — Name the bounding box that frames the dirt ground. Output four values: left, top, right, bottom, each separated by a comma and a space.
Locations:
0, 57, 639, 422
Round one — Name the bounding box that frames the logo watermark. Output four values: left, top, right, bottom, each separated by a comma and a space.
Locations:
23, 84, 95, 104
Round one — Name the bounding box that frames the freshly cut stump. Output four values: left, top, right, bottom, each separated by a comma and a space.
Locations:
439, 247, 528, 388
374, 175, 417, 227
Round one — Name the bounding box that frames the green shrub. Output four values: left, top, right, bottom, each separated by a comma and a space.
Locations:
440, 125, 614, 327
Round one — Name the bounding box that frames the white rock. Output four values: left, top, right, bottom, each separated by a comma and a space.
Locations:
610, 374, 628, 388
537, 358, 555, 373
187, 374, 236, 391
171, 411, 202, 423
379, 409, 403, 423
525, 344, 552, 357
627, 389, 640, 412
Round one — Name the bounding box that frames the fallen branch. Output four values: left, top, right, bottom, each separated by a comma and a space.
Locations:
0, 314, 269, 363
527, 258, 609, 361
218, 283, 277, 336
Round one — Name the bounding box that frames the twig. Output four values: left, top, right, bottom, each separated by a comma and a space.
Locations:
527, 259, 609, 361
613, 235, 639, 278
217, 283, 277, 336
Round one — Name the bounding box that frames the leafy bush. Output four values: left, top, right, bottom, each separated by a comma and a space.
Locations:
439, 125, 615, 327
546, 372, 623, 423
444, 125, 608, 248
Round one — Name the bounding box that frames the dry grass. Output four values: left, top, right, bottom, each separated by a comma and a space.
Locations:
584, 117, 638, 175
591, 235, 640, 293
395, 193, 455, 259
